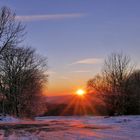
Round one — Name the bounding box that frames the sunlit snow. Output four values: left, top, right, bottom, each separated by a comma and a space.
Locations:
0, 116, 139, 140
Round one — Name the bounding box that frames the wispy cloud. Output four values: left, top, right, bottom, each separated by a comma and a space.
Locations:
16, 13, 85, 22
70, 58, 103, 65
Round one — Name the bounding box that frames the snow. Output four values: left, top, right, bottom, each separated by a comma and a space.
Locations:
0, 116, 139, 140
0, 115, 20, 123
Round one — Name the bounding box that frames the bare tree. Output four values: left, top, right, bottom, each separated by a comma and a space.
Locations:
87, 74, 106, 94
87, 53, 135, 115
0, 46, 48, 117
0, 6, 25, 54
0, 7, 48, 118
102, 53, 134, 115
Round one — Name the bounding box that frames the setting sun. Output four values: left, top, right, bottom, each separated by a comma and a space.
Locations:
76, 89, 86, 96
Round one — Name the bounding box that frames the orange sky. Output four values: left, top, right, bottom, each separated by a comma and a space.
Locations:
44, 70, 98, 96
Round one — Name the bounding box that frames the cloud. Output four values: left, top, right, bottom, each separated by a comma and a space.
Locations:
16, 13, 85, 22
70, 58, 103, 65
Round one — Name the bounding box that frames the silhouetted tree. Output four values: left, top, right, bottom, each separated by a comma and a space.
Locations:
125, 70, 140, 114
0, 6, 25, 115
0, 46, 48, 117
0, 7, 48, 118
87, 53, 135, 115
102, 53, 134, 115
87, 74, 109, 115
0, 7, 24, 54
87, 74, 106, 94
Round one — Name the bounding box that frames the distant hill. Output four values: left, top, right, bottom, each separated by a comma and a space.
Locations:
46, 95, 75, 104
44, 94, 107, 116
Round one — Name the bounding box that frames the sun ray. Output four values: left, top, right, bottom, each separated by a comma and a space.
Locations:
60, 88, 104, 116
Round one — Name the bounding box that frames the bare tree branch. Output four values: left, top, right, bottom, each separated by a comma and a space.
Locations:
0, 7, 25, 54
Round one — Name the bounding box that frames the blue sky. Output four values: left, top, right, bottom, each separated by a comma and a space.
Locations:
0, 0, 140, 96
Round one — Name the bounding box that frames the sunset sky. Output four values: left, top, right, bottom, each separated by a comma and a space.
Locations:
0, 0, 140, 96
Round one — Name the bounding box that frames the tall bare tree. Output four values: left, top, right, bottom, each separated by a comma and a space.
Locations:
0, 6, 24, 54
0, 6, 48, 118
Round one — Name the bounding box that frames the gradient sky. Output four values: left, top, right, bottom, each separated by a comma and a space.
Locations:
0, 0, 140, 96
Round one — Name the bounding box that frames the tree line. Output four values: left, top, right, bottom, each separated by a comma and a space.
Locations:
0, 7, 48, 118
87, 53, 140, 115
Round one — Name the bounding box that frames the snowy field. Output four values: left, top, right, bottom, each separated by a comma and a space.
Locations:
0, 116, 139, 140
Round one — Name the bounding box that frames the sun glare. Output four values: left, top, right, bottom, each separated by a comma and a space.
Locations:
76, 89, 86, 96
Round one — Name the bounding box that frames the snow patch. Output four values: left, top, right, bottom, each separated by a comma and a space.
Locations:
0, 115, 20, 123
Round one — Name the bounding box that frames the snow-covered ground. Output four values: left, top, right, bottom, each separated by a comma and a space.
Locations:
0, 116, 20, 123
0, 116, 139, 140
